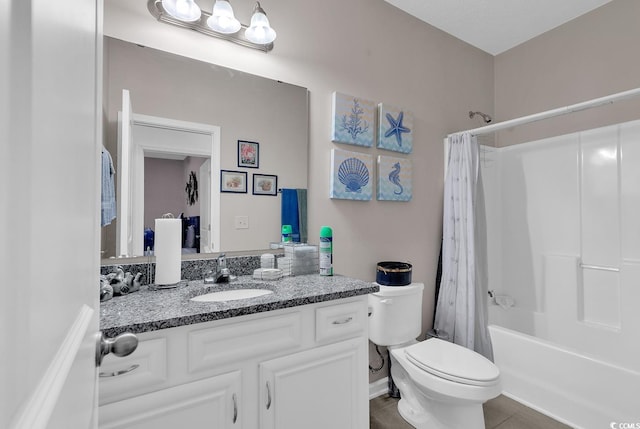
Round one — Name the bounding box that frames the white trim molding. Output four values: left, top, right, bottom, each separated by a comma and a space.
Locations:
369, 377, 389, 400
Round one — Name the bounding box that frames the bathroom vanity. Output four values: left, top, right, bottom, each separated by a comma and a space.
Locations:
99, 274, 378, 429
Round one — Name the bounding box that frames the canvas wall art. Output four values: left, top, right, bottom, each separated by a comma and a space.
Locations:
377, 155, 412, 201
330, 149, 373, 201
331, 92, 375, 147
377, 103, 413, 153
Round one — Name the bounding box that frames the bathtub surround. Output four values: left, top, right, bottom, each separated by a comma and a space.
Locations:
435, 132, 493, 360
483, 120, 640, 427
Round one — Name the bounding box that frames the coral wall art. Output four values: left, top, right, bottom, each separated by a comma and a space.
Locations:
378, 103, 413, 153
330, 149, 372, 201
331, 92, 375, 147
377, 155, 412, 201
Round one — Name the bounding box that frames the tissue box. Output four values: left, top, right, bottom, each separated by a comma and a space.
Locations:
281, 244, 319, 276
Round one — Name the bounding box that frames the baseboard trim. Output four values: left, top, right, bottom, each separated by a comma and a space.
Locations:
369, 377, 389, 399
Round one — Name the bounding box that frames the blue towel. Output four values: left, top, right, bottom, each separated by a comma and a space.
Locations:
101, 147, 116, 227
281, 189, 301, 242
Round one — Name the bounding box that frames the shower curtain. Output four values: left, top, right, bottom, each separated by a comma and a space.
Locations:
434, 132, 493, 360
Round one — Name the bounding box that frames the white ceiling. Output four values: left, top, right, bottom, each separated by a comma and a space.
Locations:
385, 0, 612, 55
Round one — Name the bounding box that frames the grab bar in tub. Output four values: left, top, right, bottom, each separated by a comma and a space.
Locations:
579, 263, 619, 272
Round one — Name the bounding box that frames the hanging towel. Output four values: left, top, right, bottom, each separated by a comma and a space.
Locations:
281, 188, 308, 243
101, 147, 116, 227
281, 189, 300, 242
296, 188, 308, 243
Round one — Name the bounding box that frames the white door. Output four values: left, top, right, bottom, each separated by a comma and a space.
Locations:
116, 89, 134, 257
1, 0, 102, 428
199, 159, 212, 253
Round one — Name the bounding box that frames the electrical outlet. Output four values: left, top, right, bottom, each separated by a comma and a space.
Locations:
235, 215, 249, 229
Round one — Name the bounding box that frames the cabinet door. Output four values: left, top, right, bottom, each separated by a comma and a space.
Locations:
259, 338, 368, 429
99, 370, 242, 429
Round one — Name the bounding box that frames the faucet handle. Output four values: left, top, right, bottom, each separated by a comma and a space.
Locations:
217, 253, 227, 268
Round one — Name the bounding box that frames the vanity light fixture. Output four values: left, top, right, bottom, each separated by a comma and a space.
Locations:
207, 0, 241, 34
161, 0, 201, 22
148, 0, 276, 52
245, 2, 276, 45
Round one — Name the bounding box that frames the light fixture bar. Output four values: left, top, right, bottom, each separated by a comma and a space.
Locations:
148, 0, 274, 53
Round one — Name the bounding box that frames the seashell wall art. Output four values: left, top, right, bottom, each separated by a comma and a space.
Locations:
377, 155, 412, 201
330, 149, 373, 200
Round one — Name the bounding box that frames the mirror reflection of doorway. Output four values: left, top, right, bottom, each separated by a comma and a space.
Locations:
117, 89, 221, 257
144, 155, 209, 255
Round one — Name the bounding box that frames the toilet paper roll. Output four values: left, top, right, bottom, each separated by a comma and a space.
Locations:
154, 218, 181, 285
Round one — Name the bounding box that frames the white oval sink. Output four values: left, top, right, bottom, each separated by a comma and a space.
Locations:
191, 288, 273, 302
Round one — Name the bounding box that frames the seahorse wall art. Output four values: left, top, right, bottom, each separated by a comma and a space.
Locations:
377, 155, 412, 201
377, 103, 413, 154
330, 149, 373, 201
331, 92, 375, 147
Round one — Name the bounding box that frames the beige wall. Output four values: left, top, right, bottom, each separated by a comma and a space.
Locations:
104, 0, 495, 354
494, 0, 640, 147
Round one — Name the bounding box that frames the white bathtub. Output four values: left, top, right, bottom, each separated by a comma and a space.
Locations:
489, 325, 640, 429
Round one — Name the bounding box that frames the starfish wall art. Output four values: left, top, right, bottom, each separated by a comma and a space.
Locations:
377, 103, 413, 154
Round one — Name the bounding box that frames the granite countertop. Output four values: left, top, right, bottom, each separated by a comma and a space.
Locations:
100, 274, 379, 337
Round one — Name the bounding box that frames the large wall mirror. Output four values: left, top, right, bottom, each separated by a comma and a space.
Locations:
102, 37, 309, 261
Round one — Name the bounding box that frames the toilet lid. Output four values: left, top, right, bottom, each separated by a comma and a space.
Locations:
404, 339, 500, 387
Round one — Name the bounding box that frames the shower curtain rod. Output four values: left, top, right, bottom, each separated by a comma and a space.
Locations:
449, 86, 640, 138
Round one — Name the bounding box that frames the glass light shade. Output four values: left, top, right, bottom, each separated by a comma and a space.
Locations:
162, 0, 201, 22
207, 0, 241, 34
245, 6, 276, 44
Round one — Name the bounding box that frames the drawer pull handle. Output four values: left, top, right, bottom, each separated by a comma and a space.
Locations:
99, 364, 140, 378
266, 381, 272, 410
332, 316, 353, 325
232, 393, 238, 424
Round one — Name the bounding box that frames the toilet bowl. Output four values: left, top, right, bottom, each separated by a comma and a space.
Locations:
369, 283, 501, 429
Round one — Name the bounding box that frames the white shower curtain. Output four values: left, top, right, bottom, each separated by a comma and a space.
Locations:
434, 132, 493, 361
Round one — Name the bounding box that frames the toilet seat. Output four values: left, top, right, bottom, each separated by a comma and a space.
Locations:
404, 339, 500, 387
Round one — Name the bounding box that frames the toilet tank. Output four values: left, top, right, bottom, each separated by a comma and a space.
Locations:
369, 283, 424, 346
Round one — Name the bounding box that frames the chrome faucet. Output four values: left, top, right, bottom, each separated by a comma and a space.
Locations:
204, 253, 233, 284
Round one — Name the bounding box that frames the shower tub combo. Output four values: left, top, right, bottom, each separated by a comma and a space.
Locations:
479, 119, 640, 429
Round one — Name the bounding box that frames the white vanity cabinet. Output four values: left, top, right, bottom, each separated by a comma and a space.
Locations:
98, 296, 369, 429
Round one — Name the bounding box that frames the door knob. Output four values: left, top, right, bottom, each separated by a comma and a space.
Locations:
96, 332, 138, 366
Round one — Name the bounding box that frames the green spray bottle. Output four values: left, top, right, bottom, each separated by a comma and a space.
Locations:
319, 226, 333, 276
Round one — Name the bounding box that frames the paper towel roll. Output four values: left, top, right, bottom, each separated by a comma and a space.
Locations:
154, 218, 181, 285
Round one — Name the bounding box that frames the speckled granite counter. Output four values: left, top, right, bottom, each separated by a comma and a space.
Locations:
100, 274, 378, 337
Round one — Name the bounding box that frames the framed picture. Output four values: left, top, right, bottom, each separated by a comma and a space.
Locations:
220, 170, 247, 193
252, 174, 278, 196
238, 140, 259, 168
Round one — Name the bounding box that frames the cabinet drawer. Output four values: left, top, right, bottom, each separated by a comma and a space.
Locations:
188, 311, 301, 373
315, 300, 367, 344
99, 337, 168, 405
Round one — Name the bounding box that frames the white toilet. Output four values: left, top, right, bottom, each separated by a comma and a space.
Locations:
369, 283, 501, 429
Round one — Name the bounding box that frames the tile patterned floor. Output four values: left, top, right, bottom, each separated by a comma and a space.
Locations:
370, 394, 573, 429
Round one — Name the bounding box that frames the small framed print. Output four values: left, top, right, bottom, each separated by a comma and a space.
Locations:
252, 174, 278, 196
220, 170, 247, 193
238, 140, 259, 168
